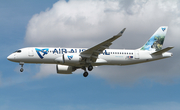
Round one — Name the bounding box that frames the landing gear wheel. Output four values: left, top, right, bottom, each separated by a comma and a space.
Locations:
83, 72, 88, 77
20, 68, 24, 72
19, 62, 24, 72
88, 65, 93, 71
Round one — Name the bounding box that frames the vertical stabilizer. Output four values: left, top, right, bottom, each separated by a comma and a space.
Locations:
140, 26, 168, 51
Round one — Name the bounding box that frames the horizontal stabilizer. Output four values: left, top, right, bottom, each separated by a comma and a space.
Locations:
151, 46, 174, 55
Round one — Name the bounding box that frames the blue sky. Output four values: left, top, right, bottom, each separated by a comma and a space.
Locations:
1, 0, 180, 110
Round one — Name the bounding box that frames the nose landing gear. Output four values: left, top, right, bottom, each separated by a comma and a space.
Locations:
19, 62, 24, 72
20, 68, 24, 72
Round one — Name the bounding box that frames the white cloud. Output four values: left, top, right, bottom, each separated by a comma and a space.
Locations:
34, 64, 56, 78
93, 59, 180, 86
25, 0, 180, 47
25, 0, 180, 85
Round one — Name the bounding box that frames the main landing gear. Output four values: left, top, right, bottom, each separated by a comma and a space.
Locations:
82, 65, 93, 77
83, 71, 88, 77
88, 65, 93, 71
19, 62, 24, 72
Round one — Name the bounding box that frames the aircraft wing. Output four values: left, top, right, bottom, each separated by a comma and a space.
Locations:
80, 28, 126, 62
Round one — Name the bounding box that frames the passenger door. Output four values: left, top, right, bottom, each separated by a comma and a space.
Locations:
134, 50, 139, 59
28, 48, 34, 57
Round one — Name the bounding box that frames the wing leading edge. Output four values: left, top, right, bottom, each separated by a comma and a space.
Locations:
80, 28, 126, 62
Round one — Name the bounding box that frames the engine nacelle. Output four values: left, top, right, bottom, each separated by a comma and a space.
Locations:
64, 54, 81, 63
55, 54, 82, 64
56, 64, 76, 74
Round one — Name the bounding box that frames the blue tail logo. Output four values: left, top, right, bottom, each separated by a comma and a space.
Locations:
67, 55, 73, 60
162, 28, 166, 31
35, 48, 49, 59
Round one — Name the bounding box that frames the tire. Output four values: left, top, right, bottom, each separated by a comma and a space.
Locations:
83, 72, 88, 77
88, 65, 93, 71
20, 68, 24, 72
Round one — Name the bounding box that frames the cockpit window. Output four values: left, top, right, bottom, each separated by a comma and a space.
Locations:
14, 50, 22, 53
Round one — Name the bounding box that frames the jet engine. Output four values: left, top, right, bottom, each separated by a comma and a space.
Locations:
56, 64, 76, 74
55, 54, 82, 64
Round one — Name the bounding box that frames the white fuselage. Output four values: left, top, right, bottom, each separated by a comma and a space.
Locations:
7, 47, 172, 67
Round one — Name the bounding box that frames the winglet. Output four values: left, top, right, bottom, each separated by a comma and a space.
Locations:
115, 28, 126, 37
151, 46, 174, 55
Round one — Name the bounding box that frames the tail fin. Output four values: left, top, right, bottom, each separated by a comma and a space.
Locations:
140, 26, 168, 51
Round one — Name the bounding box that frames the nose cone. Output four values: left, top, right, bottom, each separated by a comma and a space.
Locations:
7, 54, 14, 61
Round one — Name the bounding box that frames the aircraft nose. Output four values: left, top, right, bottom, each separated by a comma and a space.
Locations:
7, 54, 14, 61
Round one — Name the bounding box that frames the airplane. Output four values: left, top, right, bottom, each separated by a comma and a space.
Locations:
7, 26, 173, 77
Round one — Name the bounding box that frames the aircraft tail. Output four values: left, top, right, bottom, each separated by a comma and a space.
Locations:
140, 26, 168, 51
